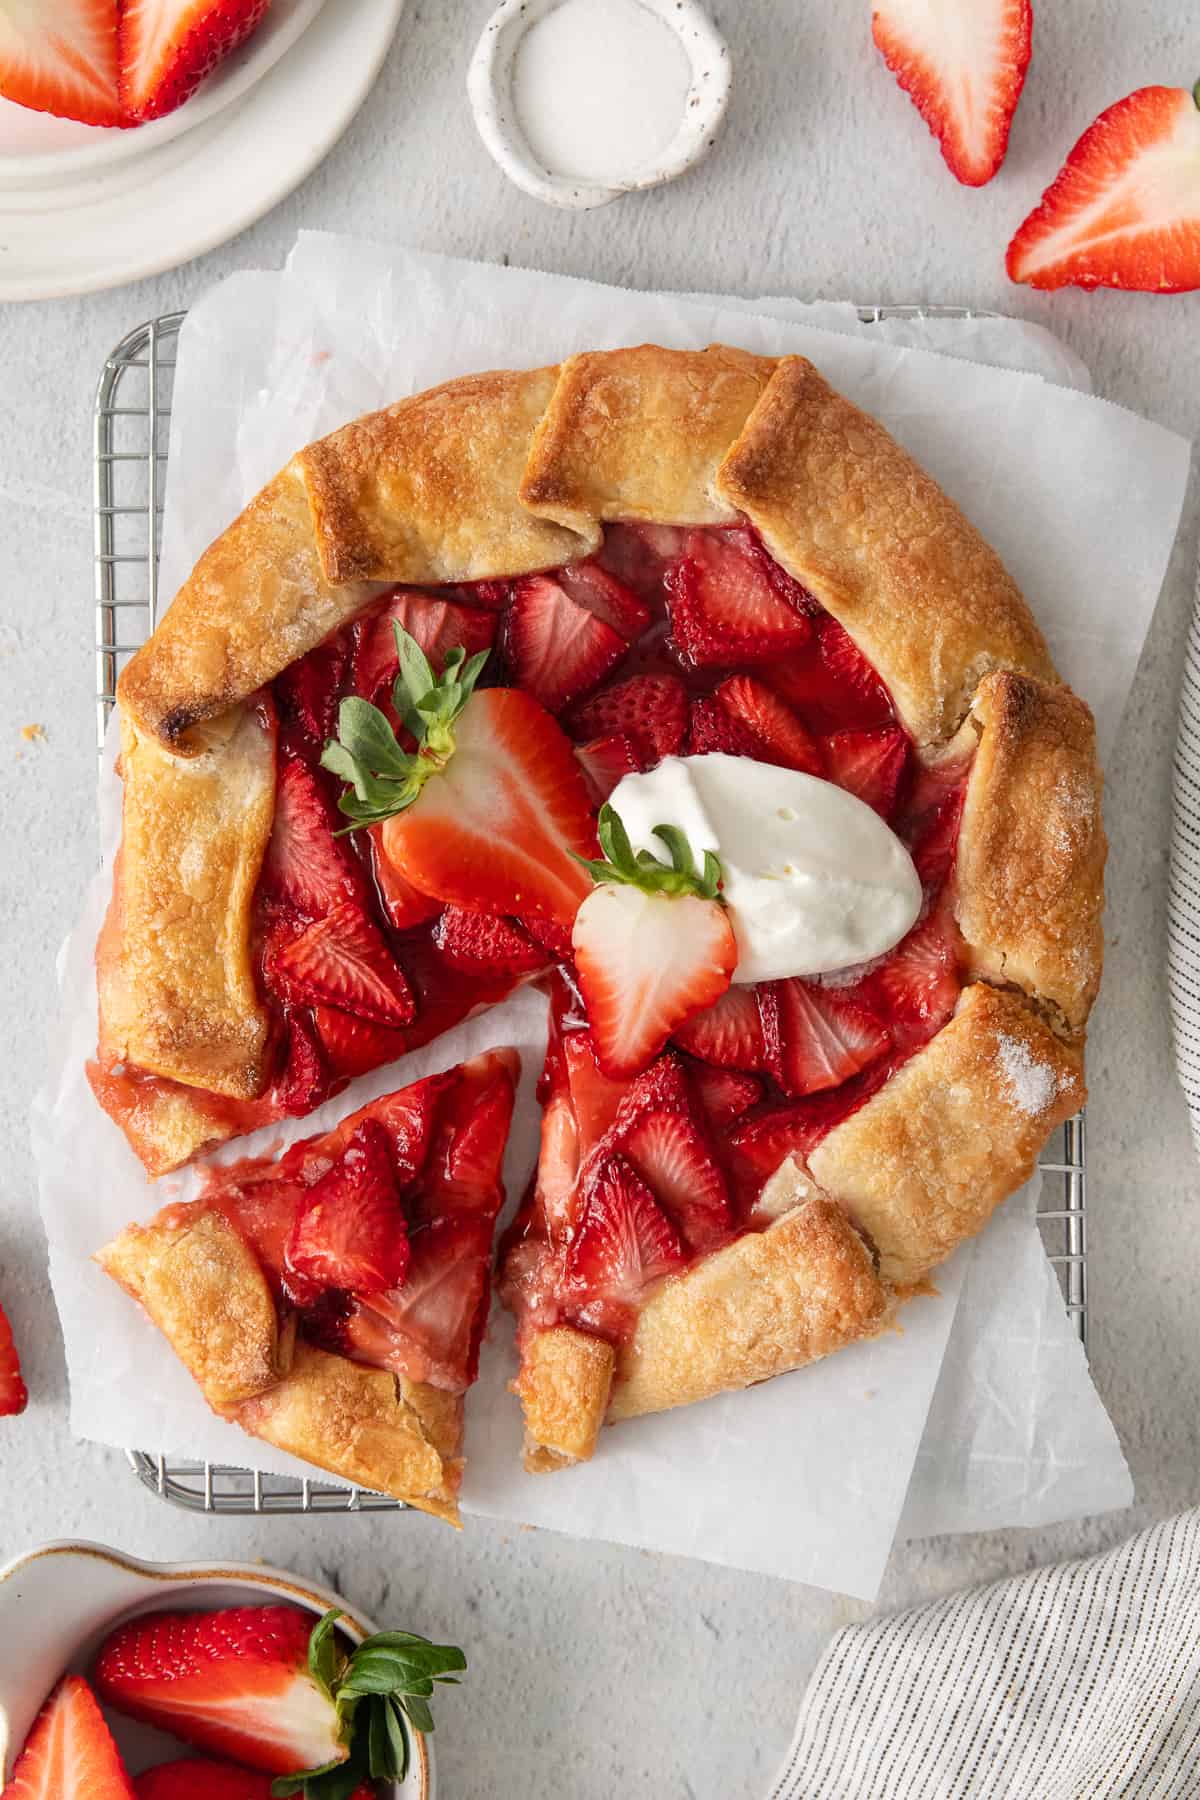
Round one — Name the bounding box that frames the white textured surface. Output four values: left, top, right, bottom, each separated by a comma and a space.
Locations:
0, 5, 1197, 1797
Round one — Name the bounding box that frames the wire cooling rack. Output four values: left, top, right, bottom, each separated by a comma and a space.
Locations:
96, 311, 1087, 1515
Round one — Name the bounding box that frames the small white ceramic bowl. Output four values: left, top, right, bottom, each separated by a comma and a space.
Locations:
0, 1541, 431, 1797
468, 0, 731, 210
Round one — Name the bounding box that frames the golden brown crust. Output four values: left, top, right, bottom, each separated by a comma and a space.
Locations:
808, 983, 1085, 1289
301, 366, 594, 584
512, 1325, 615, 1472
715, 356, 1057, 744
96, 704, 274, 1099
96, 1209, 290, 1407
520, 344, 777, 535
227, 1344, 464, 1525
608, 1197, 892, 1423
955, 671, 1105, 1035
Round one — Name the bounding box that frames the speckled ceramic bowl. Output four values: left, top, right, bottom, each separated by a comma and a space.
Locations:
0, 1542, 431, 1797
468, 0, 731, 209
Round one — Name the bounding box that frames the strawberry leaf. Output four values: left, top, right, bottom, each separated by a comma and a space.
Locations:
575, 803, 724, 902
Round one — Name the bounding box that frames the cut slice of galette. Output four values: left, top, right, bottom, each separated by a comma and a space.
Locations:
91, 345, 1104, 1484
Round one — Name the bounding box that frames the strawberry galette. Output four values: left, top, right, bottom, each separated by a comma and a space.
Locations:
93, 345, 1104, 1497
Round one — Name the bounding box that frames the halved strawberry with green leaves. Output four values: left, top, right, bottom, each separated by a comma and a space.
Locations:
323, 627, 596, 927
822, 725, 910, 817
506, 573, 626, 712
665, 529, 813, 667
571, 806, 738, 1077
560, 1155, 685, 1339
758, 978, 891, 1098
264, 902, 415, 1027
95, 1604, 463, 1790
4, 1674, 134, 1800
672, 982, 766, 1070
1007, 84, 1200, 293
284, 1119, 410, 1301
571, 672, 688, 769
716, 674, 823, 774
432, 906, 546, 980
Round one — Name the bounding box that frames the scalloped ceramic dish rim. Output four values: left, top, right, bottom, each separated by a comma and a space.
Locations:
0, 1540, 430, 1798
468, 0, 731, 210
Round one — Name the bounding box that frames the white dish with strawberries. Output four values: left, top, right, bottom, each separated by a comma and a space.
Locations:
0, 1540, 450, 1796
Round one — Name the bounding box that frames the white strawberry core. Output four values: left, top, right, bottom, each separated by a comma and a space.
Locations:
609, 754, 921, 984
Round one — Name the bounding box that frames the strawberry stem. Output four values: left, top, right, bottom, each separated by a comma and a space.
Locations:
574, 803, 724, 901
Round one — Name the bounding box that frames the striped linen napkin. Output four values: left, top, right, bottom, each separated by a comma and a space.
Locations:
770, 1510, 1200, 1799
1168, 559, 1200, 1151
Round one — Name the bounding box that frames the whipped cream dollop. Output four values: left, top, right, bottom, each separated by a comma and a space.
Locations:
609, 753, 922, 984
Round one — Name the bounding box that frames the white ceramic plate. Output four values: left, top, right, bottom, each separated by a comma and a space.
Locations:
0, 0, 328, 185
0, 1540, 432, 1797
0, 0, 405, 301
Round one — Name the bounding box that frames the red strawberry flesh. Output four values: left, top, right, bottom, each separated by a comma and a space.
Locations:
285, 1119, 410, 1299
0, 1298, 28, 1417
4, 1674, 134, 1800
119, 0, 272, 123
506, 574, 626, 712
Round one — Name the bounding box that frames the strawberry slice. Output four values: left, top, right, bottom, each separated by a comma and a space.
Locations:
416, 1052, 516, 1217
1007, 84, 1200, 292
822, 725, 910, 818
571, 673, 688, 769
872, 909, 961, 1046
311, 1005, 406, 1080
522, 912, 575, 962
366, 824, 442, 932
352, 590, 498, 704
432, 906, 546, 979
595, 522, 687, 597
261, 757, 367, 919
273, 635, 348, 751
872, 0, 1032, 187
716, 675, 823, 774
908, 787, 967, 890
673, 984, 766, 1070
759, 979, 891, 1098
0, 3, 122, 128
0, 1299, 28, 1418
135, 1760, 369, 1800
665, 528, 813, 667
573, 884, 737, 1077
690, 1064, 762, 1128
264, 902, 415, 1027
727, 1089, 864, 1185
351, 1213, 497, 1389
285, 1120, 409, 1299
557, 560, 652, 641
684, 694, 760, 759
506, 574, 626, 713
575, 732, 641, 803
379, 688, 597, 927
616, 1061, 732, 1251
564, 1029, 630, 1158
4, 1675, 134, 1800
271, 1011, 326, 1118
768, 616, 895, 734
561, 1156, 685, 1337
119, 0, 271, 123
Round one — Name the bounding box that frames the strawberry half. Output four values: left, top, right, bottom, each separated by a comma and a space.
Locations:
665, 529, 813, 667
0, 1299, 28, 1417
673, 983, 766, 1070
557, 560, 652, 641
506, 574, 626, 713
759, 979, 891, 1098
3, 1675, 134, 1800
261, 756, 368, 919
1007, 84, 1200, 292
285, 1119, 410, 1299
872, 0, 1033, 187
822, 725, 910, 818
561, 1155, 685, 1338
119, 0, 272, 123
264, 902, 416, 1027
570, 672, 688, 769
0, 2, 122, 128
716, 675, 823, 775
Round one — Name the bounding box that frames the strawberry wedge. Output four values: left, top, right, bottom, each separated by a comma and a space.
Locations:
872, 0, 1033, 186
0, 1, 122, 127
3, 1675, 134, 1799
119, 0, 271, 122
1008, 84, 1200, 292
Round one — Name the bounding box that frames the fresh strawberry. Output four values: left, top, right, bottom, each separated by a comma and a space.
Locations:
822, 725, 910, 818
96, 1605, 463, 1788
311, 1005, 406, 1080
564, 1029, 630, 1157
432, 906, 545, 979
264, 902, 415, 1027
557, 559, 652, 641
0, 3, 122, 128
576, 733, 641, 803
673, 984, 766, 1070
768, 616, 895, 734
561, 1156, 685, 1336
366, 824, 442, 932
908, 786, 966, 890
0, 1299, 28, 1418
134, 1758, 338, 1799
572, 810, 737, 1077
684, 694, 760, 759
119, 0, 272, 123
4, 1675, 134, 1800
506, 574, 626, 713
872, 909, 961, 1046
273, 635, 348, 750
716, 675, 823, 774
665, 529, 812, 667
571, 672, 688, 769
272, 1011, 327, 1118
352, 1212, 497, 1389
376, 687, 597, 927
1007, 83, 1200, 292
872, 0, 1032, 187
759, 979, 891, 1098
261, 757, 367, 919
285, 1120, 409, 1299
616, 1060, 732, 1251
353, 590, 498, 704
690, 1064, 763, 1128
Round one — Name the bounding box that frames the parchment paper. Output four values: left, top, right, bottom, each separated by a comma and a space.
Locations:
33, 237, 1190, 1598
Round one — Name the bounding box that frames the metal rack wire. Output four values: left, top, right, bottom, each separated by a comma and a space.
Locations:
95, 311, 1087, 1515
